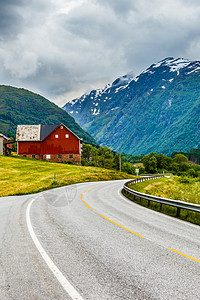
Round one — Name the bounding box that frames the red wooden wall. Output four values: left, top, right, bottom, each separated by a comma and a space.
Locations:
18, 141, 41, 155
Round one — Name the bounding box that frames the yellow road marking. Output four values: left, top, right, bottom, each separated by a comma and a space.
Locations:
81, 185, 144, 238
82, 200, 93, 210
81, 191, 93, 210
169, 249, 200, 263
99, 214, 145, 238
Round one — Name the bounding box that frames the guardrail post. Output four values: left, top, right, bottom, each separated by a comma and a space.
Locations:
160, 203, 162, 210
176, 207, 181, 217
148, 200, 150, 207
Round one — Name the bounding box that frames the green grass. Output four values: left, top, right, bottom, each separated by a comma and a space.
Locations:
129, 176, 200, 204
124, 176, 200, 225
0, 156, 131, 197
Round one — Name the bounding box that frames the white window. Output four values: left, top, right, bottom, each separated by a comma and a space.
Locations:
46, 154, 51, 159
55, 134, 59, 138
60, 126, 63, 129
65, 134, 69, 138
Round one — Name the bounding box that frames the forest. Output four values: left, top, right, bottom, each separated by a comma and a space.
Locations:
81, 144, 200, 177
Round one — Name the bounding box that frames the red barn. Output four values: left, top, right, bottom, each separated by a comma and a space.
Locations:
16, 123, 82, 163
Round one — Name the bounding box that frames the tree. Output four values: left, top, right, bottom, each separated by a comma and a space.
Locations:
98, 146, 113, 160
156, 153, 172, 170
82, 144, 97, 161
121, 162, 136, 174
170, 162, 179, 174
82, 144, 93, 161
187, 168, 197, 178
173, 154, 188, 164
148, 156, 158, 173
143, 153, 158, 173
179, 162, 190, 172
113, 153, 123, 170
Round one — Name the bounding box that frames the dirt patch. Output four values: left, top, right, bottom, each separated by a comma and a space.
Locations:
145, 184, 155, 190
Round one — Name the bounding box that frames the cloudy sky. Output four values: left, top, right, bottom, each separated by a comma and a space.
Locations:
1, 0, 200, 106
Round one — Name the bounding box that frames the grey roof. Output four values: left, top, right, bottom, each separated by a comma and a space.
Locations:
40, 124, 81, 141
40, 125, 58, 140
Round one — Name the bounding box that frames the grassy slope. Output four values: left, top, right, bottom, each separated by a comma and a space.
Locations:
0, 156, 130, 197
129, 176, 200, 204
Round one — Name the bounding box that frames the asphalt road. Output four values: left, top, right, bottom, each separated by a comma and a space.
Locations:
0, 180, 200, 299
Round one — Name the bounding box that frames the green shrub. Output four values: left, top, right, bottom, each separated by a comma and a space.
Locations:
179, 176, 192, 184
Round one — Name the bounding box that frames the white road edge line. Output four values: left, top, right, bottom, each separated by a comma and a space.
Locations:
26, 198, 84, 300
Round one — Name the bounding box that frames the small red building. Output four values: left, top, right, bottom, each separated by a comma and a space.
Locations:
0, 133, 12, 155
16, 123, 82, 163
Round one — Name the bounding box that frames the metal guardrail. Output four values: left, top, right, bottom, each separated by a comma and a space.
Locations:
140, 173, 171, 177
123, 176, 200, 217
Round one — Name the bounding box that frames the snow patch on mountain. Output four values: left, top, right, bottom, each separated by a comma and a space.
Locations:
154, 57, 190, 70
187, 66, 200, 75
168, 99, 172, 107
92, 108, 100, 115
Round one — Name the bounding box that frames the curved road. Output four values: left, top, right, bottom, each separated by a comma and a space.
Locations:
0, 180, 200, 299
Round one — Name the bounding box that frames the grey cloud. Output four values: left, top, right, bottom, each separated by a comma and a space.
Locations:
95, 0, 137, 16
182, 0, 200, 6
0, 0, 25, 39
0, 0, 54, 40
60, 7, 127, 45
1, 0, 200, 106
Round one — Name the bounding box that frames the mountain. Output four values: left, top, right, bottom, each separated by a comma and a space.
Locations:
0, 85, 96, 145
63, 57, 200, 155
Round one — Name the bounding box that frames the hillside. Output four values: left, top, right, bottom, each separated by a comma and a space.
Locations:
0, 85, 96, 144
0, 156, 130, 197
63, 57, 200, 155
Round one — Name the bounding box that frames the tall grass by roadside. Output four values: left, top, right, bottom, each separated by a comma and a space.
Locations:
124, 176, 200, 225
129, 176, 200, 204
0, 156, 131, 197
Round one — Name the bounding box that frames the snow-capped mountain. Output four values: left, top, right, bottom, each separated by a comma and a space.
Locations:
63, 57, 200, 155
64, 71, 135, 123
